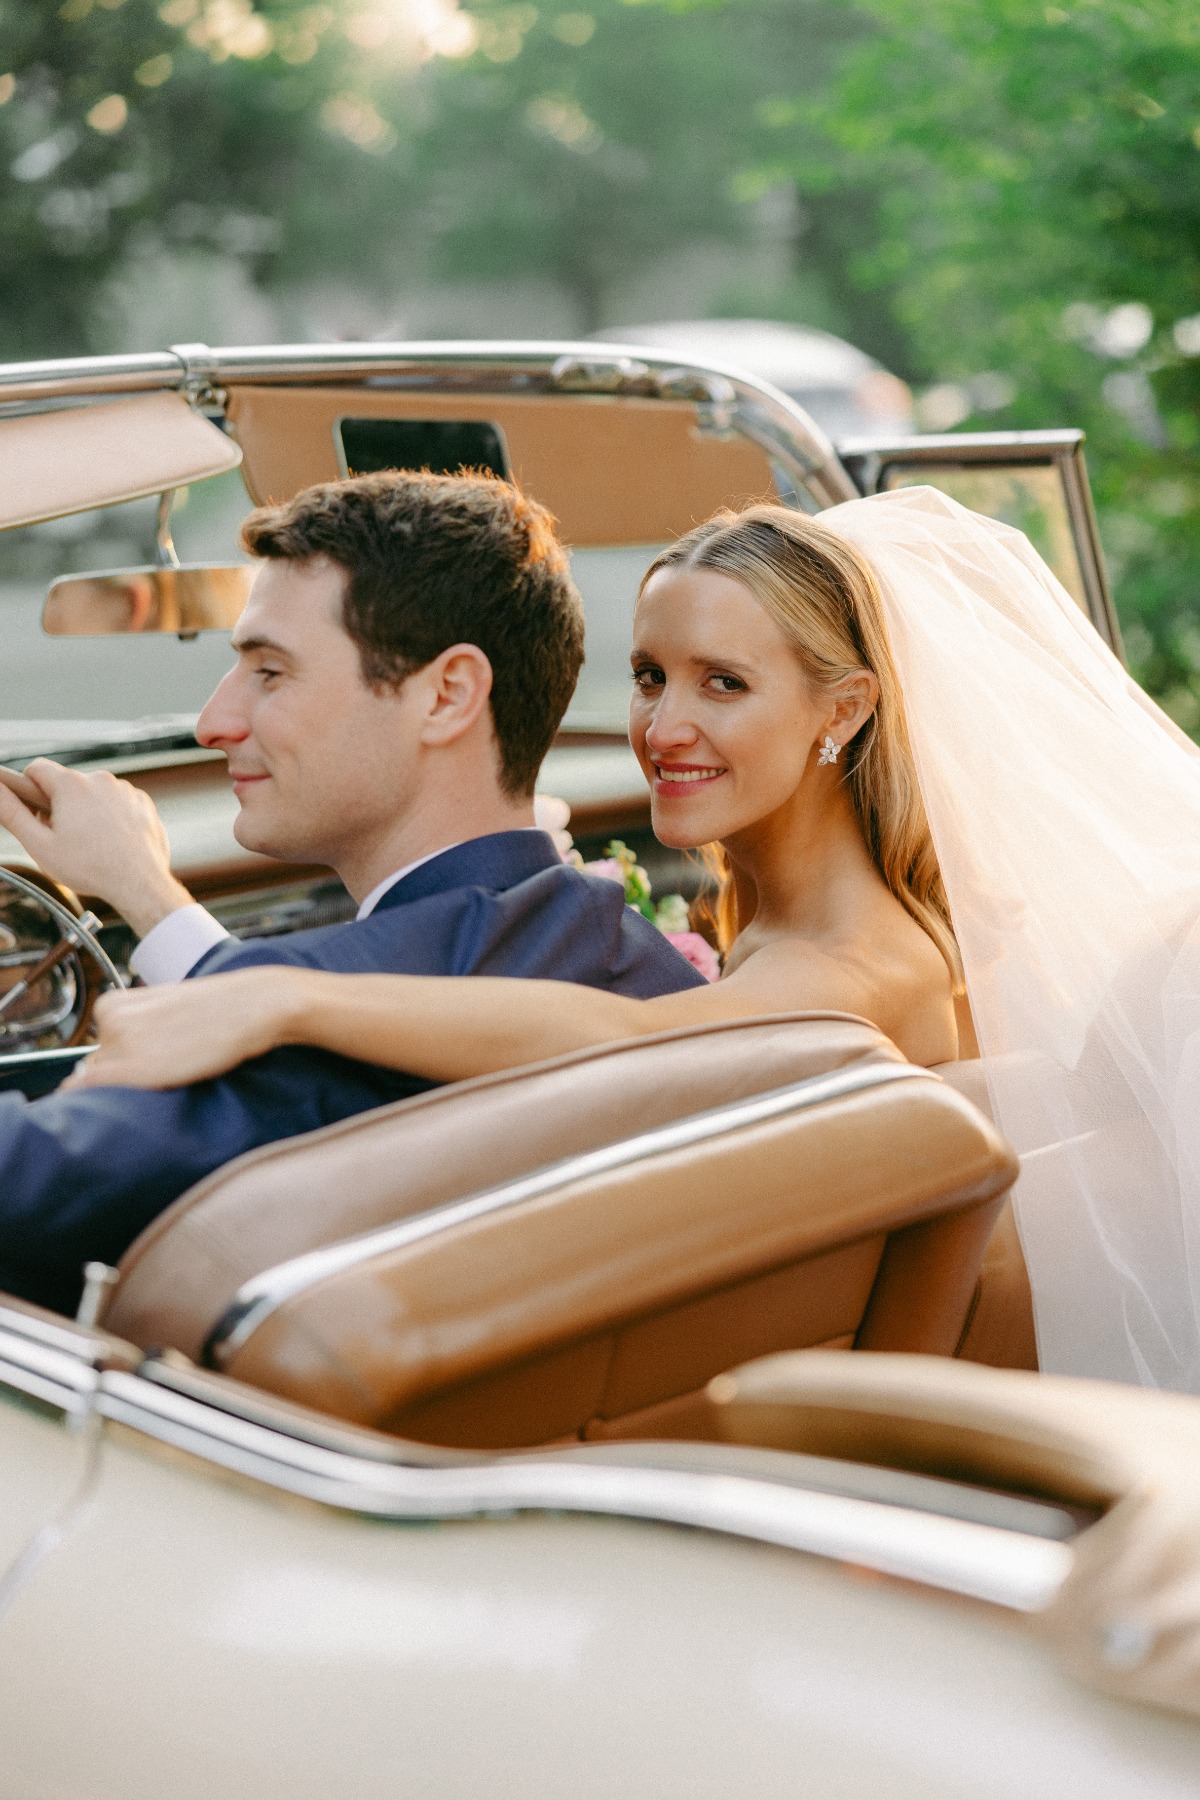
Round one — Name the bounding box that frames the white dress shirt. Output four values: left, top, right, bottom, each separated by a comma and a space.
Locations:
129, 844, 461, 986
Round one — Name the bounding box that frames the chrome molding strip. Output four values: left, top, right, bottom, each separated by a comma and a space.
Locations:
0, 1328, 98, 1418
0, 1295, 1073, 1613
0, 1300, 115, 1366
0, 351, 185, 406
0, 340, 854, 504
838, 427, 1087, 461
96, 1366, 1071, 1613
206, 1058, 929, 1367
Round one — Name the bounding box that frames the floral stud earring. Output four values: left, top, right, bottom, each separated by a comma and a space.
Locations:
817, 734, 840, 766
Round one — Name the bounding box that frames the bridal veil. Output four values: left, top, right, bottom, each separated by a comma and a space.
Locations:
822, 486, 1200, 1393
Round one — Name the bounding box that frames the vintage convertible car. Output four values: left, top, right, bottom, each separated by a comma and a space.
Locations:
0, 342, 1197, 1794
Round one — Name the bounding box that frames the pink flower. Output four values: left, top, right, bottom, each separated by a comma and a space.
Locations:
664, 930, 721, 983
584, 858, 627, 885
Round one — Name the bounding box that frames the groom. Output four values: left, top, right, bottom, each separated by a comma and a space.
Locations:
0, 470, 703, 1316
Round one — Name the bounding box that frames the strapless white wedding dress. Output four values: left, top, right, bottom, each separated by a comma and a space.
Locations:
823, 486, 1200, 1393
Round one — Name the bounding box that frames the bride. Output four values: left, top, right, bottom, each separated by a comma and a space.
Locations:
74, 487, 1200, 1395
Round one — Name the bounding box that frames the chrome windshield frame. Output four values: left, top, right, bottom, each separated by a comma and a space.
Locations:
0, 340, 857, 513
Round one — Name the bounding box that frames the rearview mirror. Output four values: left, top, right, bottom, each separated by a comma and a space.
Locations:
42, 564, 254, 637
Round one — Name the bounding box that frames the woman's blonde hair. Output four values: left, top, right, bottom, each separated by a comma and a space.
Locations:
641, 503, 962, 990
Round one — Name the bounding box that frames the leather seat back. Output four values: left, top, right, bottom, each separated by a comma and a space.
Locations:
935, 1058, 1038, 1372
121, 1024, 1016, 1450
111, 1014, 901, 1358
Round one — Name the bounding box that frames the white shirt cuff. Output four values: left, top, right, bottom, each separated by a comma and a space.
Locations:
129, 903, 233, 985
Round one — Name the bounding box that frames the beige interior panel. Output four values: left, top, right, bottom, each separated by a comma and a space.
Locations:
0, 392, 242, 530
224, 386, 778, 546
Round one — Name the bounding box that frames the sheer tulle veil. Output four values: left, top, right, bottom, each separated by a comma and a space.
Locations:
821, 486, 1200, 1393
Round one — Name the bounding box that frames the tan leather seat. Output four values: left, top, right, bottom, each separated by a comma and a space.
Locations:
935, 1058, 1038, 1372
112, 1014, 897, 1357
110, 1016, 1017, 1449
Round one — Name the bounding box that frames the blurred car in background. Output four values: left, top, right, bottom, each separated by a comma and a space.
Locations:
593, 317, 915, 441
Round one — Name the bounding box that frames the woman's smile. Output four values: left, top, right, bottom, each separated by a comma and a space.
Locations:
652, 760, 727, 794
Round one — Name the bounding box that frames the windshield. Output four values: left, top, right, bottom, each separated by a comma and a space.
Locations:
0, 480, 654, 761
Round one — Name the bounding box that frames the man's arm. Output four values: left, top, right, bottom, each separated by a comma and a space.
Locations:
0, 1044, 425, 1317
0, 759, 222, 962
129, 904, 233, 984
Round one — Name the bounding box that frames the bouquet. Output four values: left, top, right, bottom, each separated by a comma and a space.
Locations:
582, 841, 720, 983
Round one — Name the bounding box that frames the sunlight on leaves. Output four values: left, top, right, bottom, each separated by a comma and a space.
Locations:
321, 92, 398, 152
86, 94, 129, 134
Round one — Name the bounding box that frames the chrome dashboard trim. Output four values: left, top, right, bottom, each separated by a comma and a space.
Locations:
206, 1058, 929, 1368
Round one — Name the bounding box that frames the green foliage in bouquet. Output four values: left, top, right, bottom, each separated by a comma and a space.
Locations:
601, 841, 690, 933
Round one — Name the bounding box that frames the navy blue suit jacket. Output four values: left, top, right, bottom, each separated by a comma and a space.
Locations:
0, 831, 705, 1315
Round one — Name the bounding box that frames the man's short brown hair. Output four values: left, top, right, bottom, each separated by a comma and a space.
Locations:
241, 470, 584, 795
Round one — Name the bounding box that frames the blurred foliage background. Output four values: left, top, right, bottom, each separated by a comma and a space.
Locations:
1, 0, 1198, 718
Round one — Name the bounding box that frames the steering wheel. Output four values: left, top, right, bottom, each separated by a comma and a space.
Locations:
0, 867, 126, 1056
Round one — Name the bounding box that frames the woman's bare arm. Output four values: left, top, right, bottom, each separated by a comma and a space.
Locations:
70, 941, 880, 1092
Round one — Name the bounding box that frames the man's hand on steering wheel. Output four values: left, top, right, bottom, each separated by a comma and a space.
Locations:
0, 759, 194, 939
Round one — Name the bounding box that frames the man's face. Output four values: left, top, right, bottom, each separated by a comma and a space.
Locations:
196, 556, 424, 877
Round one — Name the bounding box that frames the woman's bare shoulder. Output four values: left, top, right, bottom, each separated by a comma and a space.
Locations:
721, 934, 876, 1014
720, 929, 958, 1066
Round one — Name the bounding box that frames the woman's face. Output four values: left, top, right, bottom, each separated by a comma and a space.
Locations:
629, 565, 829, 850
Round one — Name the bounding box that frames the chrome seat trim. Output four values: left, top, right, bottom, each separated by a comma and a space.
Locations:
204, 1058, 932, 1368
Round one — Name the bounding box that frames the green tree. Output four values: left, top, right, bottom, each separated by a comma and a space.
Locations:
0, 0, 876, 355
0, 0, 424, 360
777, 0, 1200, 719
412, 0, 864, 332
